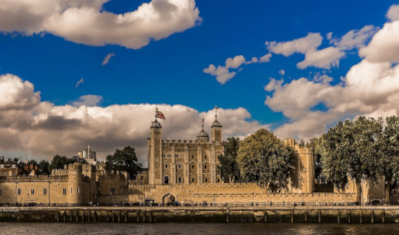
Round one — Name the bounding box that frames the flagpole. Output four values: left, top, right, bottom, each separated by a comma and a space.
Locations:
155, 106, 158, 122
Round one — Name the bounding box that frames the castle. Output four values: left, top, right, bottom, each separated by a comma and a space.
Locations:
0, 108, 385, 206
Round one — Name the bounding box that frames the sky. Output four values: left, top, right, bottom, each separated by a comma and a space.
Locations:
0, 0, 399, 164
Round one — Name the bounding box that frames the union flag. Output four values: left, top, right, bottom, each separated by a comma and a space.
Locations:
156, 111, 165, 120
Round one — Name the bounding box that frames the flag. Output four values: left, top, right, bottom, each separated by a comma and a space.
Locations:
156, 111, 165, 120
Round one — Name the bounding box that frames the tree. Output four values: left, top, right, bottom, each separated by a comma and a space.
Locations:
320, 117, 382, 203
237, 129, 295, 192
106, 146, 141, 179
218, 137, 241, 183
48, 155, 85, 173
377, 116, 399, 204
306, 137, 324, 183
38, 160, 50, 175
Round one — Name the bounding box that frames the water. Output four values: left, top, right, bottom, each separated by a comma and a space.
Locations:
1, 223, 399, 235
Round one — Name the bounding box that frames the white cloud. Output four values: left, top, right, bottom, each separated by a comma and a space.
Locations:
312, 73, 333, 84
204, 54, 272, 84
72, 95, 103, 107
101, 53, 115, 66
260, 53, 272, 63
0, 0, 201, 49
359, 21, 399, 63
265, 59, 399, 140
278, 70, 285, 75
267, 33, 323, 56
0, 74, 40, 111
387, 4, 399, 21
0, 74, 269, 164
331, 25, 378, 50
267, 26, 376, 69
297, 47, 345, 69
75, 78, 84, 88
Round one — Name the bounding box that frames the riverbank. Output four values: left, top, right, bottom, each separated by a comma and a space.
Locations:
1, 206, 399, 223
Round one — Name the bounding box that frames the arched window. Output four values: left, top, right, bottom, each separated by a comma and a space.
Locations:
191, 164, 195, 170
165, 164, 168, 169
205, 178, 208, 183
204, 164, 207, 170
164, 176, 169, 184
204, 155, 207, 159
178, 177, 182, 183
192, 155, 194, 159
217, 178, 220, 183
191, 177, 195, 183
178, 164, 182, 169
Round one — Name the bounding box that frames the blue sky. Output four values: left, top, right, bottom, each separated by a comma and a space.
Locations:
0, 0, 399, 161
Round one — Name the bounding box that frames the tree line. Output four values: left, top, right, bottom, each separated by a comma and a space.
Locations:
12, 146, 141, 179
218, 116, 399, 205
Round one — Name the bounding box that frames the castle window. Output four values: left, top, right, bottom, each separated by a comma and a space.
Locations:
191, 164, 195, 170
63, 188, 66, 195
164, 176, 169, 184
178, 164, 182, 169
77, 187, 80, 194
165, 164, 168, 169
205, 178, 208, 183
217, 179, 220, 183
175, 154, 179, 158
204, 155, 207, 159
18, 189, 21, 195
110, 188, 115, 195
167, 154, 171, 158
204, 165, 207, 170
192, 155, 194, 159
191, 178, 195, 183
43, 188, 47, 195
162, 154, 165, 158
140, 176, 144, 180
31, 189, 34, 195
178, 177, 182, 183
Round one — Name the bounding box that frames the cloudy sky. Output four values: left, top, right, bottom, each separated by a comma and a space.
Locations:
0, 0, 398, 164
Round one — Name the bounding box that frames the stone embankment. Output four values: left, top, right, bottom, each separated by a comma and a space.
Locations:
1, 206, 399, 223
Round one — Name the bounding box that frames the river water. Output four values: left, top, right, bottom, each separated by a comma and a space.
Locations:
1, 223, 399, 235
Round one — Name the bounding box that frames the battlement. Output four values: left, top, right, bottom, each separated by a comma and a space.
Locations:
0, 175, 69, 182
161, 139, 221, 146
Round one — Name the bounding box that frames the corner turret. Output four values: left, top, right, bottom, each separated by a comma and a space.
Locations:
211, 106, 223, 143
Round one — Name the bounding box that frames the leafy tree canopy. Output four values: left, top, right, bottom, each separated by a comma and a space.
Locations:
218, 137, 241, 183
106, 146, 141, 179
237, 129, 295, 192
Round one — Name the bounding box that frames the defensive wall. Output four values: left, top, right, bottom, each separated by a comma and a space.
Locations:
127, 183, 358, 205
1, 206, 399, 223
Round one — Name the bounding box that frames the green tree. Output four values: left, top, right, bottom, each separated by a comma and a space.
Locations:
48, 155, 85, 173
38, 160, 50, 175
378, 116, 399, 204
106, 146, 141, 179
306, 137, 324, 183
320, 117, 382, 203
218, 137, 241, 183
237, 129, 295, 192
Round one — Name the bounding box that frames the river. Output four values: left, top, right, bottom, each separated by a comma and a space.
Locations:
1, 223, 399, 235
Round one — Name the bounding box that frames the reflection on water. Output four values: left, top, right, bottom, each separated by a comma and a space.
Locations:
1, 223, 399, 235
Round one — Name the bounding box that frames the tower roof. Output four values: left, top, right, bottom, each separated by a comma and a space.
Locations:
212, 105, 222, 127
151, 120, 162, 129
197, 118, 209, 141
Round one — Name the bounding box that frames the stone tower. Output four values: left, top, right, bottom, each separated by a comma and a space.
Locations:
211, 106, 223, 143
148, 116, 162, 185
67, 163, 84, 204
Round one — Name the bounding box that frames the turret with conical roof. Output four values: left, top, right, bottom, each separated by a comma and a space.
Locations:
211, 106, 223, 143
197, 118, 209, 141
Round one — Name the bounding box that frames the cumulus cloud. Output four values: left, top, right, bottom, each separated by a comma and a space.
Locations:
75, 78, 84, 88
204, 54, 272, 84
387, 4, 399, 21
278, 70, 285, 76
0, 0, 201, 49
267, 26, 376, 69
359, 21, 399, 63
101, 53, 115, 66
0, 74, 269, 164
0, 74, 40, 111
265, 59, 399, 140
72, 95, 103, 107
